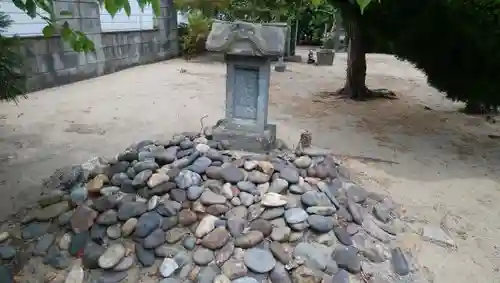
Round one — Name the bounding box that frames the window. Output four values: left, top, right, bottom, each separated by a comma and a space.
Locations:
100, 1, 154, 32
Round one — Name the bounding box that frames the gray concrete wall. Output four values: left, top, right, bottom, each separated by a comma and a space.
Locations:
19, 0, 178, 92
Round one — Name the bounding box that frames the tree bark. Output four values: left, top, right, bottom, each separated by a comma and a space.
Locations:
338, 6, 369, 100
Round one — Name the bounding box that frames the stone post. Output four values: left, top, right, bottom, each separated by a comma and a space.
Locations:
206, 21, 287, 153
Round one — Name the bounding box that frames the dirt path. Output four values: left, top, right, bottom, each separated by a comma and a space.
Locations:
0, 48, 499, 282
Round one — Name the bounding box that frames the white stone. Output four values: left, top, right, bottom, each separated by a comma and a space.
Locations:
261, 192, 287, 207
214, 274, 231, 283
421, 226, 456, 248
147, 173, 170, 188
195, 215, 219, 238
135, 195, 148, 203
160, 258, 179, 277
147, 195, 160, 211
0, 232, 9, 243
244, 160, 258, 171
196, 143, 211, 153
257, 183, 270, 195
65, 263, 84, 283
221, 183, 234, 199
59, 233, 72, 250
98, 244, 126, 269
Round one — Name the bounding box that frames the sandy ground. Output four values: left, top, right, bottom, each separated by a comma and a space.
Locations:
1, 48, 499, 282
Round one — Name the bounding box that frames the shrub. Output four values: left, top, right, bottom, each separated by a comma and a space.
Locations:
0, 12, 26, 102
363, 0, 500, 108
180, 10, 212, 59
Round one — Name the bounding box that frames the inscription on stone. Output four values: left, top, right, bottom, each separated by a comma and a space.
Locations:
233, 65, 259, 120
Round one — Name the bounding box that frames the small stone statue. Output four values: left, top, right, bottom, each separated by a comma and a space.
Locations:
295, 129, 312, 153
307, 50, 316, 64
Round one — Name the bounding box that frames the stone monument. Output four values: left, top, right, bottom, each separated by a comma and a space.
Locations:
206, 20, 287, 153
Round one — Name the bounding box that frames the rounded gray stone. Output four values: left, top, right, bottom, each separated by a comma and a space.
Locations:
243, 248, 276, 273
284, 208, 308, 224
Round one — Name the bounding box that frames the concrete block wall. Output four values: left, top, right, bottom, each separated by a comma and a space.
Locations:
18, 0, 178, 91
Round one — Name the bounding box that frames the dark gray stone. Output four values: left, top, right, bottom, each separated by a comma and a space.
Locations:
307, 215, 334, 233
33, 233, 55, 256
117, 202, 147, 221
373, 203, 391, 223
135, 243, 155, 267
331, 269, 350, 283
133, 160, 159, 172
237, 181, 258, 194
301, 191, 332, 207
333, 246, 361, 274
90, 225, 106, 242
134, 211, 163, 238
0, 245, 16, 260
43, 246, 71, 269
110, 173, 130, 186
193, 248, 215, 265
161, 216, 179, 230
186, 156, 212, 174
346, 184, 368, 203
170, 189, 187, 203
269, 262, 292, 283
187, 185, 204, 200
156, 201, 182, 217
347, 200, 363, 225
220, 165, 245, 183
260, 207, 285, 220
57, 210, 74, 226
183, 235, 197, 250
334, 227, 353, 246
96, 210, 118, 225
98, 271, 128, 283
143, 228, 166, 248
227, 217, 246, 237
279, 167, 299, 184
132, 169, 153, 187
0, 265, 13, 283
22, 222, 50, 240
82, 242, 105, 269
391, 248, 409, 276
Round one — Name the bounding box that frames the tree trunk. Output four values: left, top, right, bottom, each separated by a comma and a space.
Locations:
339, 7, 369, 100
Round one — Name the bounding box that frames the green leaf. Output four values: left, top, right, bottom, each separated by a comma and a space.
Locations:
25, 0, 37, 18
61, 22, 73, 40
12, 0, 26, 10
123, 1, 131, 16
104, 0, 119, 17
59, 10, 73, 16
356, 0, 373, 14
310, 0, 322, 6
137, 0, 147, 11
151, 0, 161, 17
42, 25, 55, 37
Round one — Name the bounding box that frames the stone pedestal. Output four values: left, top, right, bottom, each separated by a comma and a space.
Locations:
206, 21, 287, 153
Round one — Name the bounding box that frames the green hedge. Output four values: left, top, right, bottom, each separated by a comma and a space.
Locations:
363, 0, 500, 107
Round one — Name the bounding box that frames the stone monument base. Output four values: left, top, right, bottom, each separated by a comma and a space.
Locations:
212, 122, 276, 153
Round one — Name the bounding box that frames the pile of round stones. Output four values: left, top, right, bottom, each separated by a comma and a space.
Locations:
0, 134, 428, 283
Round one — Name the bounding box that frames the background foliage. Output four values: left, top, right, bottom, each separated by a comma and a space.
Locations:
362, 0, 500, 109
0, 11, 26, 102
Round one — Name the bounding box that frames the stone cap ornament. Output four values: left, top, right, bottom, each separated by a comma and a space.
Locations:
206, 20, 287, 57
